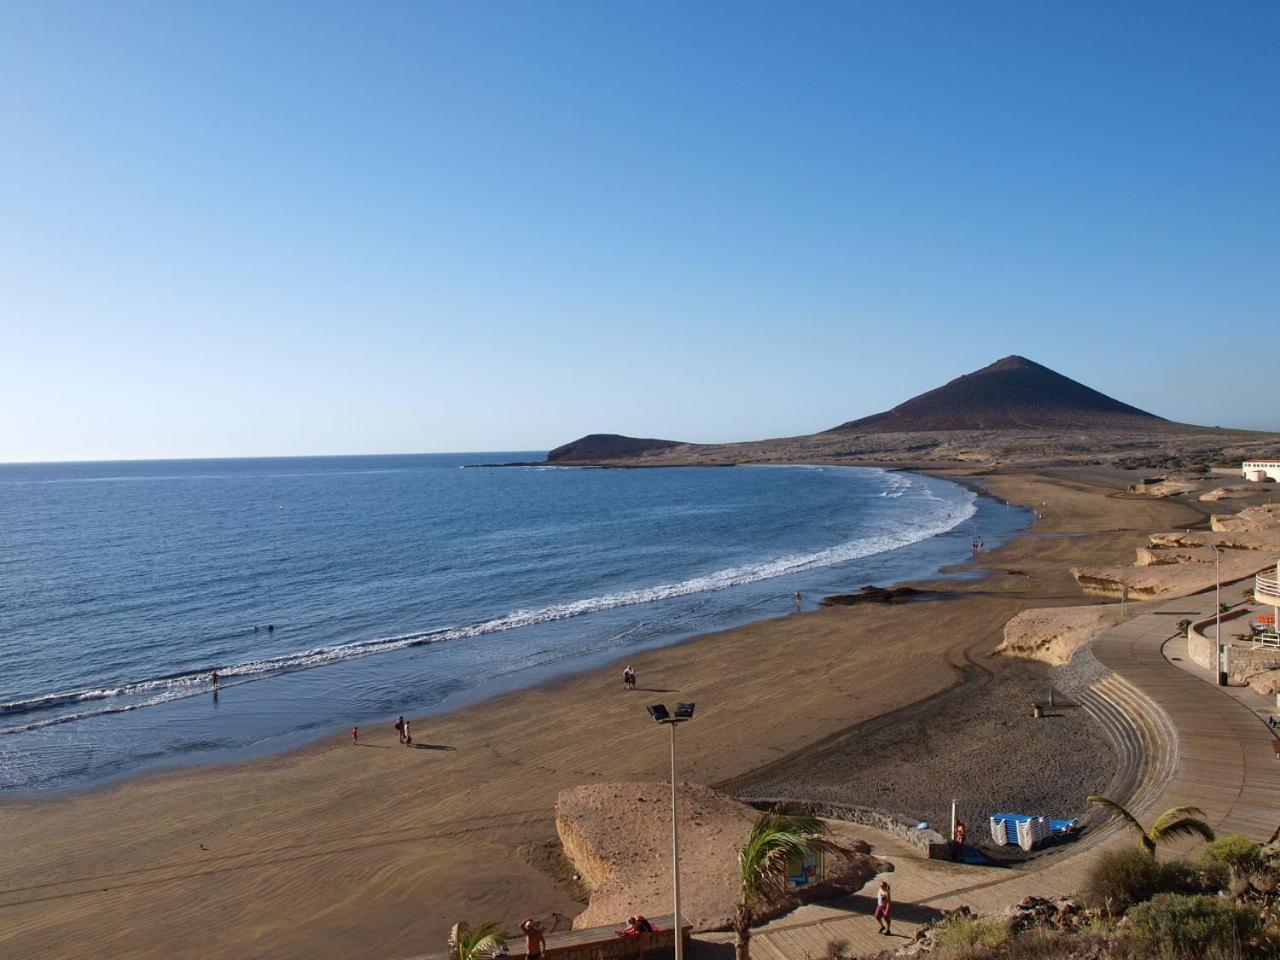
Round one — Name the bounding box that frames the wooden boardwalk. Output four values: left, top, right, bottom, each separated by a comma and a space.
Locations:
1090, 592, 1280, 844
708, 588, 1280, 956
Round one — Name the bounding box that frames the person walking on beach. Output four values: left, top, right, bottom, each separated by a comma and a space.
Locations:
875, 880, 893, 935
210, 670, 219, 688
623, 666, 636, 690
402, 719, 412, 745
521, 919, 546, 960
394, 715, 405, 743
352, 725, 359, 744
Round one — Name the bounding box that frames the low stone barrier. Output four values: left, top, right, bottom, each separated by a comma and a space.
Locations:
738, 797, 950, 859
1188, 606, 1260, 675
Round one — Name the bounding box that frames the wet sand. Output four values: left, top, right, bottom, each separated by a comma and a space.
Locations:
0, 466, 1205, 959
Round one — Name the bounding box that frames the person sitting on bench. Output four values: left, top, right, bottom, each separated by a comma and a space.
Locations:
616, 915, 656, 937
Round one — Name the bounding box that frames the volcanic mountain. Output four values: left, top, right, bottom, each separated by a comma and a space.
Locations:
825, 355, 1165, 434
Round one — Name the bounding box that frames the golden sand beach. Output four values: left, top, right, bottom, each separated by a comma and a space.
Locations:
0, 467, 1208, 959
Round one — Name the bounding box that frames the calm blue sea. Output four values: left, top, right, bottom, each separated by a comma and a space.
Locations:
0, 454, 1029, 794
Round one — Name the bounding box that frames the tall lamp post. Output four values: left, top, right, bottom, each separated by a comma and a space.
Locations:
1211, 544, 1225, 685
1212, 544, 1223, 644
647, 702, 695, 960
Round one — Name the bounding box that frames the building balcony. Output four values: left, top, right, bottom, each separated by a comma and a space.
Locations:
1256, 569, 1280, 607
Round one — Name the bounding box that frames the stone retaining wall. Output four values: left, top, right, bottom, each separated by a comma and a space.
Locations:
739, 797, 950, 859
1187, 607, 1251, 671
1187, 607, 1280, 683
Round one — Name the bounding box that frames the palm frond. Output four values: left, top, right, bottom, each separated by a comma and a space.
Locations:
738, 813, 826, 906
1087, 796, 1143, 829
1150, 806, 1208, 834
458, 923, 506, 960
1150, 817, 1215, 846
1088, 795, 1154, 854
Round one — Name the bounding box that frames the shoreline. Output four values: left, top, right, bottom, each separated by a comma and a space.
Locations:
0, 464, 1011, 804
0, 465, 1208, 960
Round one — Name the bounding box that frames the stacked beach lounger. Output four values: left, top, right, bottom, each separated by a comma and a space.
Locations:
988, 812, 1077, 851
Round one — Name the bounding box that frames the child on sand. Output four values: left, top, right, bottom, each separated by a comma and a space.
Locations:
875, 880, 893, 934
402, 719, 412, 745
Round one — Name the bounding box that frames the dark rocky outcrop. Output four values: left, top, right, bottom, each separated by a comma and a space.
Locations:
825, 355, 1167, 434
546, 433, 685, 463
821, 585, 927, 605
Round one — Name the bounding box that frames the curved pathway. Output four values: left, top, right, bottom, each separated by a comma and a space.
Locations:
927, 587, 1280, 909
1091, 591, 1280, 843
713, 589, 1280, 957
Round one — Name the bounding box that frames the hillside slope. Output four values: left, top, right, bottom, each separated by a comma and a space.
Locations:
826, 355, 1165, 433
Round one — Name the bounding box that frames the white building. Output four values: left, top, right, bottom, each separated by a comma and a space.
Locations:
1242, 461, 1280, 482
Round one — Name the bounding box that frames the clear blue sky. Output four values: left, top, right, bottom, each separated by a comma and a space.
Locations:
2, 1, 1276, 461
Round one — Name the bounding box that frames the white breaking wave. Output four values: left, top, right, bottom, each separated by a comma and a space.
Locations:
1, 479, 975, 734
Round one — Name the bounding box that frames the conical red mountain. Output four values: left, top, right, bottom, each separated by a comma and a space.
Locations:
826, 356, 1164, 433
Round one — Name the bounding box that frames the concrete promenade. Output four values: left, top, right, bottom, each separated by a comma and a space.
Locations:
705, 588, 1280, 958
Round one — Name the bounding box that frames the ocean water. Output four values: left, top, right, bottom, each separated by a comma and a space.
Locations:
0, 454, 1029, 794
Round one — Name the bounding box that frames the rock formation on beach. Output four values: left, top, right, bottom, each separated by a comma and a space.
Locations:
996, 604, 1133, 666
1070, 494, 1280, 601
555, 782, 887, 932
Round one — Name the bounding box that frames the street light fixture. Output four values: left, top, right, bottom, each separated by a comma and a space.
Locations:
1211, 543, 1223, 643
648, 702, 695, 960
1211, 544, 1226, 685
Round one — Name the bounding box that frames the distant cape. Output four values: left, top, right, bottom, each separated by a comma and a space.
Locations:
546, 434, 685, 463
543, 355, 1214, 465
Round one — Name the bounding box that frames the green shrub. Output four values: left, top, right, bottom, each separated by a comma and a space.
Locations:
1127, 893, 1260, 959
1080, 849, 1204, 913
935, 914, 1011, 958
1200, 835, 1265, 878
993, 929, 1111, 960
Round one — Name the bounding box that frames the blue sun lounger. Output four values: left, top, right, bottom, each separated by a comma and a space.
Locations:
989, 812, 1079, 851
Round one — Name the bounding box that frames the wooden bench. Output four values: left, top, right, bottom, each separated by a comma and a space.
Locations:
408, 914, 691, 960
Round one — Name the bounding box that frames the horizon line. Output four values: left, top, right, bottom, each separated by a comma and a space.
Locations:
0, 449, 555, 468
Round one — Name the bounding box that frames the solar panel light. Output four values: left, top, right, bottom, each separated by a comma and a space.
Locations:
647, 704, 671, 722
674, 702, 695, 719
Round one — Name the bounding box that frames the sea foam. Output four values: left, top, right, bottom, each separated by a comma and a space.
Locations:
1, 478, 975, 735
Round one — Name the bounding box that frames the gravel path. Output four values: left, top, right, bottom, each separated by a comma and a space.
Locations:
719, 654, 1116, 850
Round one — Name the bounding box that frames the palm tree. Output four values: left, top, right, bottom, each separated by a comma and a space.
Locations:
1087, 796, 1215, 856
733, 811, 826, 960
447, 921, 506, 960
